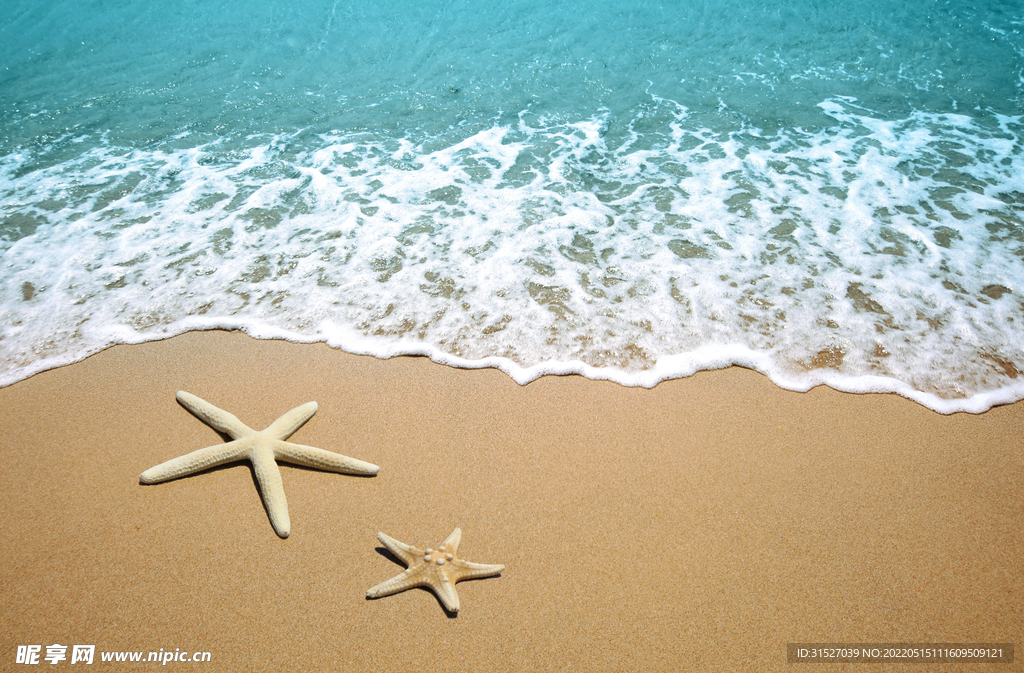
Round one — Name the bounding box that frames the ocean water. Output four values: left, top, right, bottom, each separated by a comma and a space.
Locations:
2, 0, 1023, 413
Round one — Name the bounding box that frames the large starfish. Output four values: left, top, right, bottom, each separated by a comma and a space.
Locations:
140, 391, 379, 538
366, 528, 505, 613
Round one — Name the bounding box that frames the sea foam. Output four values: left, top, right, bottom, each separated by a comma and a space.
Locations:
2, 95, 1022, 413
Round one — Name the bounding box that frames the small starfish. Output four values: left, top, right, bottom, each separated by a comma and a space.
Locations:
140, 391, 379, 538
366, 528, 504, 613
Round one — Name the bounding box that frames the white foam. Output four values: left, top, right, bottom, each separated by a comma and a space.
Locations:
2, 98, 1023, 414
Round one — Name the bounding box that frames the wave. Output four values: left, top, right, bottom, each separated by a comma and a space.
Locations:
2, 97, 1022, 413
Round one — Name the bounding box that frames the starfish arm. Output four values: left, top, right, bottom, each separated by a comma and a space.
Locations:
376, 532, 421, 566
250, 445, 290, 538
176, 391, 254, 439
272, 440, 380, 475
451, 560, 506, 583
139, 441, 249, 483
435, 579, 461, 613
262, 402, 318, 440
367, 570, 426, 599
441, 527, 463, 556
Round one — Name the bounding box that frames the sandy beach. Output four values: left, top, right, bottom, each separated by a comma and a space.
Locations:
1, 329, 1020, 671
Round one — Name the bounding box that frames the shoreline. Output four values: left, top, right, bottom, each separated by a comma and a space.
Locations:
1, 330, 1021, 671
3, 325, 1021, 415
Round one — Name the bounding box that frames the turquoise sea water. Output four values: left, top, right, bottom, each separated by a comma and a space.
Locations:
2, 0, 1023, 412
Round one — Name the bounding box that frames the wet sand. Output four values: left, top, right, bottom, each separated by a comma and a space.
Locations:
1, 330, 1021, 671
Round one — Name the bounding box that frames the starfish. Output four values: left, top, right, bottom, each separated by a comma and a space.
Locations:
366, 528, 504, 613
140, 391, 379, 538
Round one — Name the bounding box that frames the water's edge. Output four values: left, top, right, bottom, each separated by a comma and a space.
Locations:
6, 322, 1022, 415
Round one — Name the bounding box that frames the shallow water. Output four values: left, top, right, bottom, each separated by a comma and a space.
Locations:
2, 0, 1023, 412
